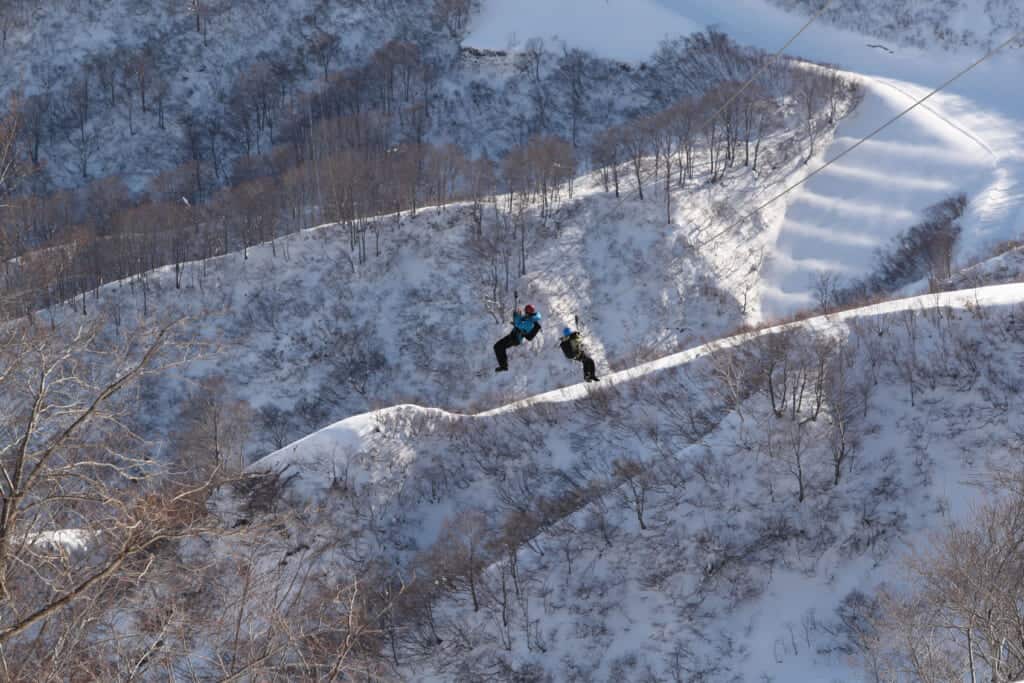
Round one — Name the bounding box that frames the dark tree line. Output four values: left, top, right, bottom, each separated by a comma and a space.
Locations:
0, 26, 858, 321
830, 193, 969, 309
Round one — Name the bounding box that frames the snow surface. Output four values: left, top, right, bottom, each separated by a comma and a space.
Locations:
469, 0, 700, 59
14, 1, 1024, 677
758, 72, 999, 317
36, 98, 830, 460
204, 5, 1024, 675
25, 529, 95, 555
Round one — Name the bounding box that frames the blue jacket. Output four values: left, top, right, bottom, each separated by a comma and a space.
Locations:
513, 311, 542, 341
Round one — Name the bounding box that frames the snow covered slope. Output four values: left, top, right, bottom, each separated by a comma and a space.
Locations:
470, 0, 1024, 322
482, 281, 1024, 414
757, 73, 998, 317
469, 0, 700, 60
237, 281, 1024, 682
0, 0, 442, 189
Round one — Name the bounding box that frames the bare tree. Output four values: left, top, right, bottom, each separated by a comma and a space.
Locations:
797, 70, 824, 162
622, 120, 649, 200
171, 376, 254, 474
822, 338, 862, 486
812, 271, 840, 315
18, 93, 48, 167
131, 48, 153, 113
922, 193, 968, 286
894, 308, 920, 407
864, 482, 1024, 683
0, 95, 26, 201
432, 0, 474, 37
429, 511, 493, 613
614, 457, 659, 530
518, 38, 550, 134
310, 30, 341, 82
555, 48, 590, 149
0, 318, 206, 649
64, 71, 98, 178
152, 76, 170, 130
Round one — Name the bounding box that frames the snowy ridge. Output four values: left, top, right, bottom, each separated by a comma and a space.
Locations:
245, 282, 1024, 475
251, 279, 1024, 510
244, 280, 1024, 682
482, 281, 1024, 415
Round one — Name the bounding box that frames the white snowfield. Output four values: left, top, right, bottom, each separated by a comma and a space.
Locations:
256, 280, 1024, 467
468, 0, 701, 57
470, 0, 1024, 322
758, 73, 1001, 318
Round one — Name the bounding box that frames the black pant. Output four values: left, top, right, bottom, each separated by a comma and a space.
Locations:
494, 331, 521, 369
578, 354, 597, 380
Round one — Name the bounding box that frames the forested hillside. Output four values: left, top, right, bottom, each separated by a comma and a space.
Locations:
0, 0, 855, 327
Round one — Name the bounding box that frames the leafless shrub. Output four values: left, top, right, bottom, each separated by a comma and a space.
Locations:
704, 341, 760, 423
612, 457, 664, 530
812, 271, 841, 315
171, 375, 255, 474
857, 484, 1024, 683
230, 466, 299, 518
426, 510, 493, 613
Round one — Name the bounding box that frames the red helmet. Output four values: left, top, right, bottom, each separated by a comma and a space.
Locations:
524, 304, 536, 315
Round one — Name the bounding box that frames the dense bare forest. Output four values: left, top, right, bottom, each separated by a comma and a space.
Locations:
0, 0, 856, 322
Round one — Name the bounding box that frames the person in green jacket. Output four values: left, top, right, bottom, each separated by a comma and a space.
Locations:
559, 327, 599, 382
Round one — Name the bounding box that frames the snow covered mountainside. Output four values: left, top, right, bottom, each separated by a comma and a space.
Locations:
7, 0, 1024, 680
0, 0, 443, 190
202, 4, 1024, 680
9, 13, 869, 460
222, 282, 1024, 682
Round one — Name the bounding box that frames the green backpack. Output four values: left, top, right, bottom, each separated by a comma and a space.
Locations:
560, 332, 583, 359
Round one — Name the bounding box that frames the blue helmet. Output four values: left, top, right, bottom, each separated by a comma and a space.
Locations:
562, 327, 573, 337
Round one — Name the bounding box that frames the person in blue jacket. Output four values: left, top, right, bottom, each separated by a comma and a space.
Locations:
494, 304, 542, 372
